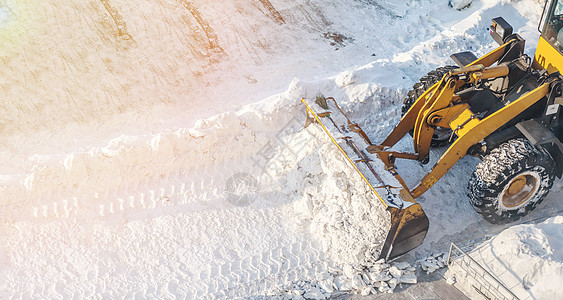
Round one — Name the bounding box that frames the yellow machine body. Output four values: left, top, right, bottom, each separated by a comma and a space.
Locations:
303, 0, 563, 260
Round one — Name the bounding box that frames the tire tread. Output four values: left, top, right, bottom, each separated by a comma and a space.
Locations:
401, 66, 457, 147
467, 138, 555, 224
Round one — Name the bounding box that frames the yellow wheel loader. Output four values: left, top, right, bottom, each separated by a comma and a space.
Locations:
303, 0, 563, 260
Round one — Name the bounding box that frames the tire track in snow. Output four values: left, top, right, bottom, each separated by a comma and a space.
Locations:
13, 125, 328, 297
281, 0, 331, 32
16, 102, 304, 224
28, 174, 225, 224
25, 146, 271, 225
98, 0, 133, 41
255, 0, 285, 24
181, 241, 328, 298
230, 25, 266, 65
355, 0, 403, 19
177, 0, 223, 55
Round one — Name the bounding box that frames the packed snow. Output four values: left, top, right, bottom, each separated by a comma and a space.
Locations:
0, 0, 561, 298
447, 216, 563, 300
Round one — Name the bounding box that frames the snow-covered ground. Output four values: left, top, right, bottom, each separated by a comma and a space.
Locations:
0, 0, 561, 298
447, 216, 563, 300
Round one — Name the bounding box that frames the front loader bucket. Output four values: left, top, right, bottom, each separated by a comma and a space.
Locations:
380, 204, 429, 260
302, 97, 429, 261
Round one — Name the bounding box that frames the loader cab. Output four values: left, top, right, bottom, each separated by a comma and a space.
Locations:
534, 0, 563, 73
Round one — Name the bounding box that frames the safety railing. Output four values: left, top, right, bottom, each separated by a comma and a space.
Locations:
447, 243, 519, 300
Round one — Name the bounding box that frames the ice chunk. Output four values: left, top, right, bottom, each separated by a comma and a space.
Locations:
400, 273, 417, 284
318, 279, 334, 294
369, 272, 392, 282
393, 262, 411, 269
303, 287, 326, 300
352, 274, 367, 290
389, 266, 403, 278
360, 287, 372, 295
343, 264, 355, 278
448, 0, 472, 10
388, 277, 399, 291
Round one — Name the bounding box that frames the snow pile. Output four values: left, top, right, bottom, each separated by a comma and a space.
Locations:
288, 136, 391, 264
262, 81, 429, 298
251, 81, 403, 297
484, 216, 563, 299
448, 216, 563, 300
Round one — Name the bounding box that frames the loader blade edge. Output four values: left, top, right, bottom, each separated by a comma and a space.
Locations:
379, 204, 429, 261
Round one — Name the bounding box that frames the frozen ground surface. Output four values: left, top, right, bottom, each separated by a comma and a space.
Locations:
0, 0, 561, 298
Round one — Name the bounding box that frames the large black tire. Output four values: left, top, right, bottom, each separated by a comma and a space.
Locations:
401, 66, 457, 147
467, 138, 555, 224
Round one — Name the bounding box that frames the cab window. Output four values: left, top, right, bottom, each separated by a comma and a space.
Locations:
543, 0, 563, 52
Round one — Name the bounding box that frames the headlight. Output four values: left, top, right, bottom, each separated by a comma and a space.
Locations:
490, 17, 513, 45
496, 24, 505, 37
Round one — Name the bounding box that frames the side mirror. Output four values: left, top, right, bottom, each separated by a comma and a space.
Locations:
490, 17, 513, 45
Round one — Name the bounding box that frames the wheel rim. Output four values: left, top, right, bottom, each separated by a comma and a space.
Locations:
501, 171, 540, 209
